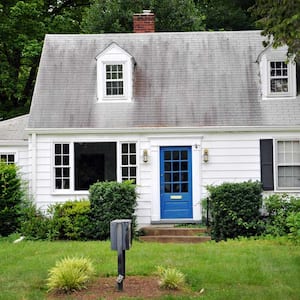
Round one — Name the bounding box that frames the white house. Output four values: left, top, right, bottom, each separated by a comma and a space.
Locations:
0, 12, 299, 228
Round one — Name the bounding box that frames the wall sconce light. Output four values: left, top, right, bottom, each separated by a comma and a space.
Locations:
203, 148, 209, 163
143, 149, 148, 163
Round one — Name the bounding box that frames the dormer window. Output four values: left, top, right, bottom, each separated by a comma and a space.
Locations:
106, 64, 124, 96
258, 46, 297, 99
270, 61, 288, 93
96, 43, 134, 102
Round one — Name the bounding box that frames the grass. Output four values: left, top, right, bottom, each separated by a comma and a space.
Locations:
0, 237, 299, 299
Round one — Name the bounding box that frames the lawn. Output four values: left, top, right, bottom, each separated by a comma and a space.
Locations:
0, 237, 299, 299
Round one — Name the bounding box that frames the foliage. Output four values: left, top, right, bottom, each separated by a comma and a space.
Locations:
263, 193, 300, 236
0, 162, 23, 236
286, 212, 300, 244
48, 199, 90, 240
196, 0, 256, 31
18, 200, 51, 240
46, 256, 94, 293
207, 181, 263, 241
88, 181, 137, 240
156, 266, 186, 290
252, 0, 300, 59
0, 0, 90, 120
81, 0, 205, 33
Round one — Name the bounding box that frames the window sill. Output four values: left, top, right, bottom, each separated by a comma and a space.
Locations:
52, 190, 89, 196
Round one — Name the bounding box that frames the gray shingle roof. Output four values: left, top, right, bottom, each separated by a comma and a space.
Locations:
28, 31, 300, 129
0, 114, 29, 141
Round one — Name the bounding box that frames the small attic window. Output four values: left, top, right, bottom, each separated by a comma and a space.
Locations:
105, 64, 124, 96
259, 48, 296, 99
270, 61, 288, 93
96, 43, 134, 102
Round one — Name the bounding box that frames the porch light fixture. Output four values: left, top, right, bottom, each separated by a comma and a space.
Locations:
143, 149, 149, 163
203, 148, 209, 163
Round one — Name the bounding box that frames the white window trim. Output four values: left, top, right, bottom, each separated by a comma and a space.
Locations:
52, 142, 72, 192
96, 43, 134, 102
260, 50, 296, 100
0, 152, 16, 164
52, 140, 139, 194
275, 139, 300, 191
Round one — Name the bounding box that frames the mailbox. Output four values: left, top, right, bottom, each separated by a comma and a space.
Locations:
110, 219, 132, 251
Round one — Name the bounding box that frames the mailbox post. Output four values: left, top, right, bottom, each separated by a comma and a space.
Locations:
110, 219, 132, 291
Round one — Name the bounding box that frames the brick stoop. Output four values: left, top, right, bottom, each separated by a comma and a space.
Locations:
139, 226, 211, 243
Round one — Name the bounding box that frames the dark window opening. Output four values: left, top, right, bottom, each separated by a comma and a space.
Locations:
75, 142, 116, 190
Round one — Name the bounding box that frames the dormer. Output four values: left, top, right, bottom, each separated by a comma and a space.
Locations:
96, 43, 134, 102
258, 45, 297, 99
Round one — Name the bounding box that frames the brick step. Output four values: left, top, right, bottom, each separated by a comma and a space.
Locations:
141, 227, 209, 237
139, 235, 211, 243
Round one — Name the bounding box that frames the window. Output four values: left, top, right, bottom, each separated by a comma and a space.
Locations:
258, 49, 296, 99
106, 64, 124, 96
121, 143, 137, 183
0, 153, 15, 164
270, 61, 288, 93
96, 43, 134, 102
74, 142, 116, 190
277, 141, 300, 189
54, 143, 70, 189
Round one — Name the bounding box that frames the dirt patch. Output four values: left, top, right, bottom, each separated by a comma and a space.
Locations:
48, 275, 199, 299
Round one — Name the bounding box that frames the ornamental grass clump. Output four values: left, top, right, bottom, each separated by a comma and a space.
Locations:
47, 257, 94, 293
156, 266, 186, 290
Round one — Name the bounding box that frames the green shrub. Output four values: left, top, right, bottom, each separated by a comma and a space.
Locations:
207, 181, 263, 241
47, 257, 94, 293
49, 199, 90, 240
88, 181, 137, 240
156, 266, 185, 290
263, 194, 300, 236
286, 212, 300, 244
19, 200, 50, 240
0, 162, 23, 236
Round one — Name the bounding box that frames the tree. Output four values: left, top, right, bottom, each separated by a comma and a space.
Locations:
252, 0, 300, 59
195, 0, 256, 31
0, 0, 90, 120
81, 0, 205, 33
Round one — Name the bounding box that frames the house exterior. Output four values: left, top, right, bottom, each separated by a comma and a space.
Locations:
1, 13, 299, 228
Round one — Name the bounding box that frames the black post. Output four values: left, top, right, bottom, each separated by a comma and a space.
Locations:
117, 249, 125, 291
206, 198, 210, 227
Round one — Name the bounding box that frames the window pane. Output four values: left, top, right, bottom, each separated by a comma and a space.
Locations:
173, 173, 179, 182
74, 142, 116, 190
164, 162, 171, 171
130, 155, 136, 164
181, 151, 187, 160
164, 151, 171, 160
63, 168, 69, 177
55, 168, 62, 177
63, 155, 69, 165
130, 143, 136, 153
130, 167, 136, 177
55, 144, 61, 154
122, 143, 128, 153
278, 166, 300, 188
173, 151, 179, 160
122, 167, 128, 177
173, 162, 179, 171
55, 156, 61, 165
8, 155, 14, 163
122, 155, 128, 165
63, 144, 69, 154
164, 173, 171, 182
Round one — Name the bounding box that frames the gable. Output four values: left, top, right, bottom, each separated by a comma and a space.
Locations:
28, 32, 300, 130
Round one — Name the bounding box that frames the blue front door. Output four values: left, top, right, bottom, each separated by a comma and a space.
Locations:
160, 146, 193, 219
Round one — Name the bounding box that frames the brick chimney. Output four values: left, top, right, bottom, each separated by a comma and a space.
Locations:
133, 10, 155, 33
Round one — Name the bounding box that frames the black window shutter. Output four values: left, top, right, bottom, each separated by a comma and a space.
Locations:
260, 139, 274, 191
